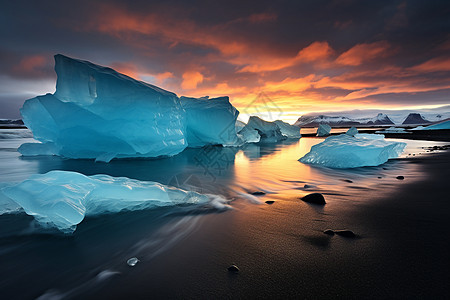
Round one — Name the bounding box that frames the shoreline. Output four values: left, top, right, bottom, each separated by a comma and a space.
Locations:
85, 150, 450, 299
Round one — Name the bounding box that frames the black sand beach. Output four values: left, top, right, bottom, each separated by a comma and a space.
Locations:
83, 150, 450, 299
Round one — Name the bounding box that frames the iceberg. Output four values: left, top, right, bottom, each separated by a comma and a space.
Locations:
316, 123, 331, 136
420, 120, 450, 130
299, 134, 406, 168
20, 55, 187, 161
345, 127, 358, 136
237, 126, 261, 143
179, 96, 239, 147
274, 120, 301, 138
19, 55, 244, 161
375, 127, 410, 134
241, 116, 284, 143
1, 170, 211, 233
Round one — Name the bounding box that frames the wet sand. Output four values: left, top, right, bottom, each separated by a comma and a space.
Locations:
87, 150, 450, 299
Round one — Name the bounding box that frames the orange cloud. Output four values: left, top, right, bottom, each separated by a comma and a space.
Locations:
238, 41, 334, 73
181, 71, 204, 89
296, 41, 334, 62
13, 55, 47, 75
336, 41, 391, 66
410, 56, 450, 72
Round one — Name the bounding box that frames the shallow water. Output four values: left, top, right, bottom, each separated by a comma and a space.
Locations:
0, 131, 448, 298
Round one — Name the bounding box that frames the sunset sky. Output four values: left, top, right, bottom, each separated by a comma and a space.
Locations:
1, 0, 449, 122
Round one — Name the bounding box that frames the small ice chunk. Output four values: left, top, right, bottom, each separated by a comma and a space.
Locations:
345, 127, 358, 136
375, 127, 409, 134
299, 133, 406, 168
127, 257, 139, 267
2, 170, 210, 233
316, 124, 331, 137
238, 126, 260, 143
242, 116, 284, 143
274, 120, 301, 138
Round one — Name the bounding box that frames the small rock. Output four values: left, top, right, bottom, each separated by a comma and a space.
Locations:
396, 176, 404, 180
265, 200, 275, 205
323, 229, 335, 235
378, 176, 382, 179
301, 193, 326, 205
227, 264, 240, 273
341, 179, 353, 183
127, 257, 139, 267
334, 230, 356, 238
251, 191, 266, 196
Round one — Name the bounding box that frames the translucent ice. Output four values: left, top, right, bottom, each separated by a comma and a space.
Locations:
241, 116, 284, 143
274, 120, 301, 138
421, 120, 450, 130
20, 55, 187, 161
237, 126, 261, 143
179, 96, 239, 147
299, 134, 406, 168
316, 124, 331, 136
345, 127, 358, 136
2, 171, 210, 233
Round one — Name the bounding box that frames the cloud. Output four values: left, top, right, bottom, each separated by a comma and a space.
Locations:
335, 41, 391, 66
410, 56, 450, 73
181, 71, 204, 89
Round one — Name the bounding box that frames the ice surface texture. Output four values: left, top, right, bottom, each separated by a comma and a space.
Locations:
316, 124, 331, 136
180, 96, 239, 147
299, 134, 406, 168
421, 120, 450, 130
274, 120, 301, 138
19, 55, 240, 161
241, 116, 285, 143
1, 170, 210, 233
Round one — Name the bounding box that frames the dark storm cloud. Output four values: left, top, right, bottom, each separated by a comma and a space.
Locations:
0, 0, 449, 119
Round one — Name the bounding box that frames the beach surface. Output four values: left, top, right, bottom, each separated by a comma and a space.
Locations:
85, 151, 450, 299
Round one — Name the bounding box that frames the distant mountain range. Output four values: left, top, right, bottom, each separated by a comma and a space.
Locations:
294, 113, 395, 127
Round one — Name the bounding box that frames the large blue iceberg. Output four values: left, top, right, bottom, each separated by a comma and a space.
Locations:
1, 170, 213, 233
299, 133, 406, 168
19, 55, 240, 161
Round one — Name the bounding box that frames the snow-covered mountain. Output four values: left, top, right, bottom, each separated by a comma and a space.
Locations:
402, 113, 431, 125
294, 113, 394, 127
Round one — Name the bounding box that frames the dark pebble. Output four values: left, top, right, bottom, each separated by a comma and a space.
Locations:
265, 200, 275, 205
251, 191, 266, 196
227, 265, 240, 273
396, 176, 404, 180
301, 193, 326, 205
334, 230, 357, 238
378, 176, 382, 179
342, 179, 353, 183
323, 229, 335, 235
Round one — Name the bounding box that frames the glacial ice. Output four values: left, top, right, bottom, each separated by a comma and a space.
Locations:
241, 116, 284, 143
375, 127, 410, 134
179, 96, 239, 147
19, 55, 245, 161
345, 127, 358, 136
1, 170, 210, 233
274, 120, 301, 138
299, 134, 406, 168
20, 55, 187, 161
316, 124, 331, 136
420, 120, 450, 130
237, 126, 261, 143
